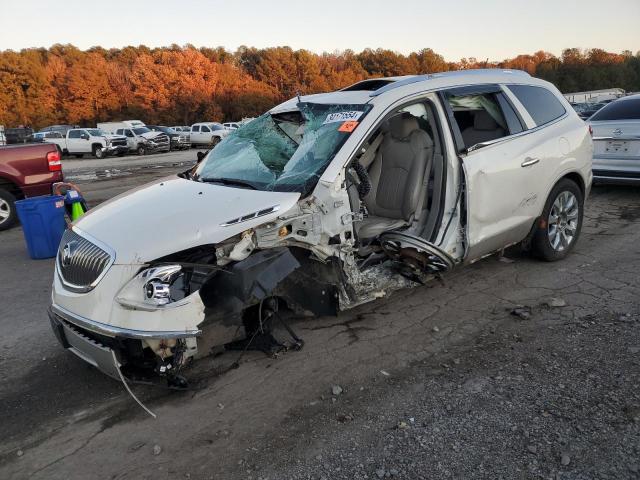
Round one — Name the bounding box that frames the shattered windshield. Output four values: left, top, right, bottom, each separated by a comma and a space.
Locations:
193, 102, 371, 194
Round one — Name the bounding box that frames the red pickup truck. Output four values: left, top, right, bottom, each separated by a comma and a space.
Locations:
0, 143, 64, 230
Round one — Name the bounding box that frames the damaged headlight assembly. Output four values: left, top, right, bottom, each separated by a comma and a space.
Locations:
116, 264, 204, 311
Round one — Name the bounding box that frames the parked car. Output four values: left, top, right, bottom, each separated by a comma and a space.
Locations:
5, 127, 34, 144
48, 69, 592, 385
572, 102, 607, 120
0, 143, 63, 230
39, 124, 77, 137
588, 94, 640, 183
223, 122, 240, 130
45, 128, 129, 159
98, 123, 170, 155
189, 122, 230, 146
146, 125, 190, 150
29, 131, 65, 143
97, 120, 146, 131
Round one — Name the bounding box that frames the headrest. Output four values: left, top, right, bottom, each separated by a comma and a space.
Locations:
473, 110, 499, 131
388, 112, 420, 140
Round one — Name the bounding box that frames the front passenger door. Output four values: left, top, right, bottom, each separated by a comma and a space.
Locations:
66, 130, 84, 153
440, 85, 540, 261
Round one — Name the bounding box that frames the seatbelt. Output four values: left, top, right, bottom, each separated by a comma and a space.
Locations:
358, 132, 384, 170
412, 156, 433, 223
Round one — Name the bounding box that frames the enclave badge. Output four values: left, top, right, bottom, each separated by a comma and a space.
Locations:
61, 241, 78, 267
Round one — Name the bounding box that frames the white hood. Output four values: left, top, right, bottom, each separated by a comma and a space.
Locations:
141, 131, 162, 140
74, 176, 300, 264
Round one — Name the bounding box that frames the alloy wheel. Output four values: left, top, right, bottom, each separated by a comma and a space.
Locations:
0, 198, 10, 224
547, 190, 579, 252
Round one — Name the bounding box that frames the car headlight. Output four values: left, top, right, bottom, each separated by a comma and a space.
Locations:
116, 264, 216, 311
116, 265, 185, 310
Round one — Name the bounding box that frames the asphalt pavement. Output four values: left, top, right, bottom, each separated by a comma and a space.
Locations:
0, 163, 638, 479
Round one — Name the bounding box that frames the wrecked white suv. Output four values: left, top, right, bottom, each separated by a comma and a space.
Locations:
49, 70, 592, 386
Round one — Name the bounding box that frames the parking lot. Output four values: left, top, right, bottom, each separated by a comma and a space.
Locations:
0, 150, 638, 479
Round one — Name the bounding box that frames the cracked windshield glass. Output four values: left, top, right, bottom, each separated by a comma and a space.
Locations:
194, 103, 372, 194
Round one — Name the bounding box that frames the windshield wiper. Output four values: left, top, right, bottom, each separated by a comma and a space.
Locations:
199, 177, 257, 190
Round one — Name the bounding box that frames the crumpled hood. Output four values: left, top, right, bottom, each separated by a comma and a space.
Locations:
74, 176, 300, 264
141, 131, 162, 140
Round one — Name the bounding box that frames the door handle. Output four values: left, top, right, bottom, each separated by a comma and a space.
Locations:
521, 157, 540, 167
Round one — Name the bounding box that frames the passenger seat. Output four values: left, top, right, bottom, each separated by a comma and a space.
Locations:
461, 110, 505, 147
357, 113, 433, 240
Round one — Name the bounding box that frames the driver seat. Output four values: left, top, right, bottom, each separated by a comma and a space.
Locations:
357, 113, 433, 240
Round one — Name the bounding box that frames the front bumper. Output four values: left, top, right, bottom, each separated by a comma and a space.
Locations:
171, 138, 191, 149
105, 145, 129, 156
48, 303, 201, 379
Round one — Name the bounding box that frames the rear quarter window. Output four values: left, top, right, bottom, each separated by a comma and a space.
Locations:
590, 99, 640, 121
508, 85, 566, 127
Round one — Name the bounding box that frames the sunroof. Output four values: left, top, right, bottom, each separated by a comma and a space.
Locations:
341, 79, 397, 92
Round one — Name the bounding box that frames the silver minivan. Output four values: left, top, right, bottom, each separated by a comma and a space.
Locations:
49, 70, 592, 385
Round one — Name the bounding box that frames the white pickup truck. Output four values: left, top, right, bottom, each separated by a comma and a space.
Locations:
45, 128, 129, 159
98, 122, 170, 155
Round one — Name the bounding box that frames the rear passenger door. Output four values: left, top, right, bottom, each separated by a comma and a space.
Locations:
440, 85, 540, 261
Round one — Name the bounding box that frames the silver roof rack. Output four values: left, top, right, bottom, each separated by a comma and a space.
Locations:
369, 69, 531, 97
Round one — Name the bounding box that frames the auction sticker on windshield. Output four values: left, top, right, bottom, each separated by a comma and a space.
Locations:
323, 111, 363, 125
338, 121, 359, 133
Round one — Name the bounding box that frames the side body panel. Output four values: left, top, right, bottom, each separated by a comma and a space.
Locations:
463, 106, 591, 262
0, 144, 63, 195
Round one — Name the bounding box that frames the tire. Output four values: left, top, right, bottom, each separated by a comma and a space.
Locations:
137, 145, 146, 156
93, 145, 105, 159
0, 189, 17, 231
74, 154, 83, 159
117, 153, 125, 157
531, 179, 583, 261
210, 136, 220, 147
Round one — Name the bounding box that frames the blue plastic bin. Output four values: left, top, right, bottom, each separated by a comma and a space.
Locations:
15, 195, 67, 259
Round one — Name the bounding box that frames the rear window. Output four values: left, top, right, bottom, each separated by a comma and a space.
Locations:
508, 85, 566, 126
590, 99, 640, 121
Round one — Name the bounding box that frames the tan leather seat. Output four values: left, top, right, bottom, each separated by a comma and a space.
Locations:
461, 110, 505, 147
357, 113, 433, 239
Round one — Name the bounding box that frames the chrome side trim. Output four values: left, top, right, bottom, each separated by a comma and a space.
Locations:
50, 304, 201, 339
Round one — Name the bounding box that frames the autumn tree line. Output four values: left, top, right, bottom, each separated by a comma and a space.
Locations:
1, 44, 639, 130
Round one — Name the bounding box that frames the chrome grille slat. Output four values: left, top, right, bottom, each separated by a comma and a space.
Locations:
57, 230, 113, 292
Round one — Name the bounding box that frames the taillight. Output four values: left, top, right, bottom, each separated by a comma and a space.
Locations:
588, 125, 593, 137
47, 150, 62, 172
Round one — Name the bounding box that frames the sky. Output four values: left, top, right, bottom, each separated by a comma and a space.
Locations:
1, 0, 639, 61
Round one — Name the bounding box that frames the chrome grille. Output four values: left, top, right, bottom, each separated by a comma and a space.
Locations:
111, 139, 127, 147
57, 229, 113, 292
